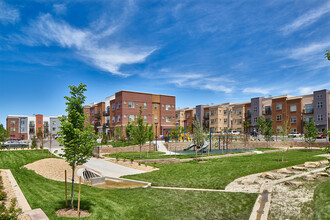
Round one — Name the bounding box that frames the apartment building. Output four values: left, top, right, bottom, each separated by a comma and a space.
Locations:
6, 115, 61, 140
84, 91, 176, 137
180, 88, 329, 134
175, 107, 195, 129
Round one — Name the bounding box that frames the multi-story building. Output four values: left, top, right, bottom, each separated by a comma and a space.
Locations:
6, 115, 61, 140
180, 88, 330, 134
84, 91, 176, 137
175, 107, 195, 130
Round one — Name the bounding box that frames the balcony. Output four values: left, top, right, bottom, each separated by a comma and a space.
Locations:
95, 121, 101, 127
103, 123, 110, 128
303, 109, 314, 114
262, 109, 272, 115
245, 112, 251, 117
103, 111, 110, 117
94, 113, 101, 119
204, 114, 209, 120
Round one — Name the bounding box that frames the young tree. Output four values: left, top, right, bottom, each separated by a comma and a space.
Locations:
256, 116, 266, 135
0, 124, 9, 144
326, 49, 330, 60
125, 122, 133, 145
57, 83, 97, 209
243, 121, 251, 149
37, 129, 44, 153
280, 118, 291, 145
192, 117, 208, 157
101, 132, 108, 145
263, 120, 274, 148
169, 128, 179, 141
130, 106, 149, 158
147, 124, 154, 156
304, 120, 319, 151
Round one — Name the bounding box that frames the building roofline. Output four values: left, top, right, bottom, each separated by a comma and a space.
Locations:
116, 90, 175, 97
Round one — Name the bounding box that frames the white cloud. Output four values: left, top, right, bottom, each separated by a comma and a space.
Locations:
169, 73, 234, 93
242, 87, 271, 95
297, 82, 330, 95
287, 41, 330, 59
0, 1, 20, 24
19, 14, 156, 76
281, 2, 330, 34
53, 4, 67, 15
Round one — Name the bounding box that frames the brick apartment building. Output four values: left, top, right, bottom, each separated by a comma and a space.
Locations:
6, 115, 61, 140
84, 91, 176, 137
176, 89, 330, 134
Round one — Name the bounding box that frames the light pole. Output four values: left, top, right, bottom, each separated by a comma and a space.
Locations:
155, 122, 158, 151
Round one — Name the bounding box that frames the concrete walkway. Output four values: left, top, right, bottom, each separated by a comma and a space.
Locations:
156, 141, 180, 155
44, 141, 146, 178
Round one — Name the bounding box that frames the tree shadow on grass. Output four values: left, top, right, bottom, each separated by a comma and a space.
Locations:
54, 199, 94, 212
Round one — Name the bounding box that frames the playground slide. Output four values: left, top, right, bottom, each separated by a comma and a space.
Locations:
184, 144, 196, 151
197, 143, 209, 153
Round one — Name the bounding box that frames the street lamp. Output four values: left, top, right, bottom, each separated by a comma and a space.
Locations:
155, 122, 158, 151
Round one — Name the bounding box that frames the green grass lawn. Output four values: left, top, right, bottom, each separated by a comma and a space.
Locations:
313, 180, 330, 220
2, 150, 257, 219
124, 150, 327, 189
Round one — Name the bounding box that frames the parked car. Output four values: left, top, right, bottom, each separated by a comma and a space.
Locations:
288, 133, 302, 138
317, 132, 327, 139
228, 130, 240, 135
2, 140, 27, 148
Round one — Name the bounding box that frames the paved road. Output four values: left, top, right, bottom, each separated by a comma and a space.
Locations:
43, 140, 146, 178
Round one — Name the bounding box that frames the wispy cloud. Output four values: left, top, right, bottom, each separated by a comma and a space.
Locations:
281, 2, 330, 34
53, 4, 67, 15
169, 73, 234, 93
297, 82, 330, 95
16, 14, 156, 76
0, 1, 20, 24
242, 87, 272, 95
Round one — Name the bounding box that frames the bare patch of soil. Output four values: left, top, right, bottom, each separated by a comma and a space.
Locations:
106, 158, 159, 172
92, 179, 147, 189
56, 208, 90, 218
24, 158, 86, 182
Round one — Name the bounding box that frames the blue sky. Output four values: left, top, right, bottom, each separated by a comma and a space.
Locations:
1, 0, 330, 125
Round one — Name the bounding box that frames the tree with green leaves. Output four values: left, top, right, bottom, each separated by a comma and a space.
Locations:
130, 106, 149, 158
304, 120, 319, 151
169, 127, 179, 141
125, 122, 134, 145
256, 116, 266, 135
243, 121, 251, 149
57, 83, 97, 209
280, 118, 291, 145
101, 132, 108, 145
37, 129, 44, 153
147, 124, 154, 157
0, 124, 9, 144
326, 49, 330, 60
192, 117, 208, 157
263, 120, 274, 148
323, 130, 330, 170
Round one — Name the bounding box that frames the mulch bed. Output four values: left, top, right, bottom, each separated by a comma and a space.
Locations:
56, 208, 91, 218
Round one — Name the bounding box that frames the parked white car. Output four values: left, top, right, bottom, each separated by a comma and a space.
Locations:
288, 133, 302, 138
229, 130, 240, 135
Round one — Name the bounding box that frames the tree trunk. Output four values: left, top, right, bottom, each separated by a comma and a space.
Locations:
71, 163, 75, 209
140, 144, 142, 158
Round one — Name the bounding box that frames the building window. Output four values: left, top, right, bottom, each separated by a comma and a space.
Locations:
276, 104, 282, 110
253, 107, 257, 112
211, 119, 215, 124
144, 103, 147, 109
129, 115, 135, 122
166, 117, 171, 122
112, 104, 115, 110
211, 110, 215, 116
52, 121, 56, 125
317, 102, 323, 108
291, 117, 297, 123
154, 116, 157, 123
92, 121, 94, 125
254, 117, 257, 123
290, 105, 296, 112
236, 110, 242, 115
224, 118, 228, 123
10, 127, 15, 132
162, 104, 164, 107
317, 95, 323, 98
172, 105, 174, 108
224, 110, 227, 115
112, 117, 115, 123
305, 116, 313, 122
117, 102, 121, 109
166, 105, 171, 110
154, 104, 157, 110
144, 116, 147, 121
277, 126, 282, 132
128, 101, 135, 108
52, 127, 56, 131
276, 115, 282, 121
187, 114, 190, 119
123, 101, 127, 104
317, 114, 323, 121
124, 115, 127, 118
117, 115, 121, 122
38, 121, 41, 124
237, 119, 242, 124
176, 113, 178, 118
11, 120, 15, 124
291, 128, 297, 133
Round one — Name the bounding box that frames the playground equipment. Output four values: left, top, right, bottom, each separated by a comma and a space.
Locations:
77, 168, 105, 185
184, 144, 196, 151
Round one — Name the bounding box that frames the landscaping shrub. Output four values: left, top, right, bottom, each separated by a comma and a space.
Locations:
0, 192, 6, 201
0, 199, 22, 220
